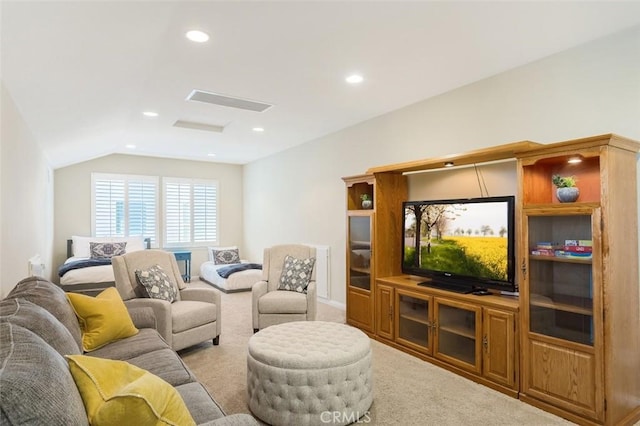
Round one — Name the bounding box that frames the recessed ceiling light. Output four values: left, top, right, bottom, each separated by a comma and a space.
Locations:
252, 127, 264, 132
125, 144, 136, 149
143, 111, 158, 117
345, 74, 364, 84
186, 30, 209, 43
207, 153, 216, 157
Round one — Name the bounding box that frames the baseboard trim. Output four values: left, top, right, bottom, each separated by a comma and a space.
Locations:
318, 297, 345, 310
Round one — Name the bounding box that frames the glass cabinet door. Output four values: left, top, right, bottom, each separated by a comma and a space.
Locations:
348, 214, 372, 291
434, 299, 481, 373
396, 290, 432, 354
527, 213, 594, 346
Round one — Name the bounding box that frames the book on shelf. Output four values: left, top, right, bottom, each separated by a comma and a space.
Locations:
562, 245, 592, 253
531, 249, 556, 256
535, 242, 563, 249
565, 239, 593, 247
554, 250, 592, 259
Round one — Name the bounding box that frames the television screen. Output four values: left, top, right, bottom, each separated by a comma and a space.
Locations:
402, 196, 516, 293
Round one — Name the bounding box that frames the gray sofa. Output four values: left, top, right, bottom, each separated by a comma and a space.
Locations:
0, 276, 257, 426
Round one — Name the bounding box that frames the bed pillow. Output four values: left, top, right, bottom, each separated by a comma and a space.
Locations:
72, 236, 146, 258
135, 265, 178, 303
90, 242, 127, 259
278, 255, 316, 293
66, 288, 139, 352
71, 236, 94, 258
66, 355, 195, 426
209, 246, 241, 265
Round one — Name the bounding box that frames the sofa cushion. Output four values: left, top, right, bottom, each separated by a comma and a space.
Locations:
0, 322, 89, 426
258, 290, 308, 314
87, 328, 169, 360
5, 276, 83, 349
175, 382, 225, 424
67, 355, 195, 426
171, 300, 217, 334
0, 298, 80, 356
67, 287, 139, 352
124, 348, 196, 387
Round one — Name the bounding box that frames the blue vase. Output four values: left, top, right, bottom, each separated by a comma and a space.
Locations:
556, 187, 579, 203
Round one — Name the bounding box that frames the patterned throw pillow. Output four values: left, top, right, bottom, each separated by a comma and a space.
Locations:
90, 242, 127, 259
278, 255, 316, 294
135, 265, 178, 303
212, 248, 240, 265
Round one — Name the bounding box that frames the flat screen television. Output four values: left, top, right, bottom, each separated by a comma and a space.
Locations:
402, 195, 516, 294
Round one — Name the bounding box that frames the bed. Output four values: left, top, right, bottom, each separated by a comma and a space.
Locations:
57, 236, 150, 295
199, 246, 262, 293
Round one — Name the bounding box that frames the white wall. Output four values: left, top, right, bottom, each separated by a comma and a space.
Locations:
54, 155, 244, 280
243, 26, 640, 304
1, 82, 55, 296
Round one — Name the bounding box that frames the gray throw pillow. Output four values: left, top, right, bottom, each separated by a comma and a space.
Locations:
0, 298, 81, 356
90, 241, 127, 259
135, 264, 178, 302
212, 248, 240, 265
278, 255, 316, 293
0, 323, 89, 426
5, 276, 83, 350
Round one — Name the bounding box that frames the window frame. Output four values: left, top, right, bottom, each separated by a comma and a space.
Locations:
91, 173, 160, 246
163, 177, 219, 248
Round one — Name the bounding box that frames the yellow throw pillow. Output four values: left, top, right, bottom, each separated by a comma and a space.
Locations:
66, 355, 196, 426
67, 287, 138, 351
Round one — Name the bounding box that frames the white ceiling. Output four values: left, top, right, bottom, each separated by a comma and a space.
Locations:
2, 1, 640, 169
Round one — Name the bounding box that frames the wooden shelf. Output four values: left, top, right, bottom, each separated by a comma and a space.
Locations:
530, 294, 592, 316
367, 140, 541, 174
439, 324, 476, 339
529, 254, 592, 265
350, 266, 370, 274
399, 312, 430, 325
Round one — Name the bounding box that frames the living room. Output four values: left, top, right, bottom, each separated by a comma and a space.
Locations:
2, 2, 640, 425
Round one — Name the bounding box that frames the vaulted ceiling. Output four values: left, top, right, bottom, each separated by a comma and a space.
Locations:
3, 1, 640, 169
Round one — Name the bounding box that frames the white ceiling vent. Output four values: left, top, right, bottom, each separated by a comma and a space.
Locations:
173, 120, 225, 133
186, 89, 273, 112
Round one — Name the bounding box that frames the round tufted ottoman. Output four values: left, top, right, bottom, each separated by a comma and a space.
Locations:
247, 321, 372, 426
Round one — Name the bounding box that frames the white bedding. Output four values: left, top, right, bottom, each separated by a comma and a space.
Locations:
199, 261, 262, 293
59, 256, 115, 285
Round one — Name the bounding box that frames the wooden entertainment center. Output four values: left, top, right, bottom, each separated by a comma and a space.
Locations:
343, 134, 640, 425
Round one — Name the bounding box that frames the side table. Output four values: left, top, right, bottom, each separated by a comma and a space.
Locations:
170, 250, 191, 282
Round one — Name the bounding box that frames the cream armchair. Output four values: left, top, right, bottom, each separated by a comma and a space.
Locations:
112, 249, 221, 350
252, 244, 317, 332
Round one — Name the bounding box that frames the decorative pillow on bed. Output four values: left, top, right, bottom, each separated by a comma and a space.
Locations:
211, 248, 241, 265
90, 242, 127, 259
135, 265, 178, 303
278, 255, 316, 293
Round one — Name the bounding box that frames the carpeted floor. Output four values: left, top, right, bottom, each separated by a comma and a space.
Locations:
180, 282, 575, 425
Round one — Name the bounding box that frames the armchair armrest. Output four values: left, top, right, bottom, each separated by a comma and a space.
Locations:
126, 306, 157, 330
306, 281, 317, 321
124, 298, 172, 345
251, 280, 268, 330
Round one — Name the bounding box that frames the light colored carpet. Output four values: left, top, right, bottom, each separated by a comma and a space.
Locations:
180, 283, 575, 425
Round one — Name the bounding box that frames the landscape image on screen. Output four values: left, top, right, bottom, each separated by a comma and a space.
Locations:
403, 200, 510, 282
